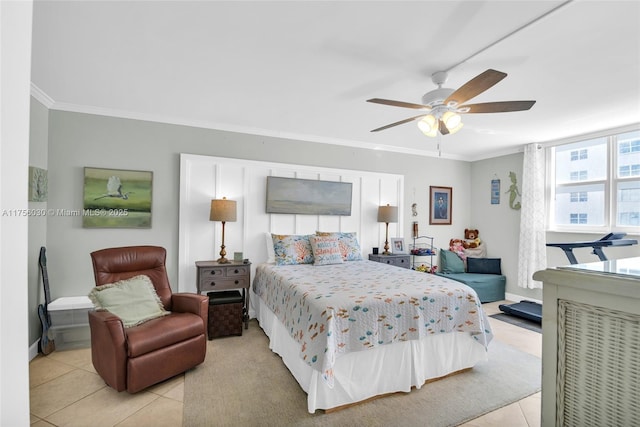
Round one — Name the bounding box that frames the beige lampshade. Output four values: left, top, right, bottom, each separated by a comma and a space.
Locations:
209, 197, 237, 222
377, 204, 398, 223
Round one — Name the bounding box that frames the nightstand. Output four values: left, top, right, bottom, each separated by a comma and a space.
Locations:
195, 260, 251, 329
368, 253, 411, 269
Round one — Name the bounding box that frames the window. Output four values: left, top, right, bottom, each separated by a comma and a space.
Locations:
569, 170, 588, 181
550, 129, 640, 232
619, 140, 640, 154
569, 213, 588, 224
570, 192, 588, 202
570, 149, 588, 160
619, 164, 640, 177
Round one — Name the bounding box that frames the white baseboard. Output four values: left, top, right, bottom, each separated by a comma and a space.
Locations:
505, 292, 542, 305
30, 340, 39, 361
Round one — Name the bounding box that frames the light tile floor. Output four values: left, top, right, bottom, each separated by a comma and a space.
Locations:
459, 301, 542, 427
29, 300, 542, 426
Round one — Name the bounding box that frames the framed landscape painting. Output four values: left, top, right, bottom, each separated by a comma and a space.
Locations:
83, 167, 153, 228
429, 186, 452, 225
266, 176, 352, 215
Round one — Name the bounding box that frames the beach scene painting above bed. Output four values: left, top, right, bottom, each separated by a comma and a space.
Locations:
266, 176, 352, 215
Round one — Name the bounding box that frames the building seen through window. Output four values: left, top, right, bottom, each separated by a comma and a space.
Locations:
551, 129, 640, 229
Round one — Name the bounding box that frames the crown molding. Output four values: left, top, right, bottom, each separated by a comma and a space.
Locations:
29, 84, 469, 161
37, 97, 468, 161
30, 83, 55, 108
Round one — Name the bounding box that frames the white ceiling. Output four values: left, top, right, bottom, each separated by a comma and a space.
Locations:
31, 1, 640, 161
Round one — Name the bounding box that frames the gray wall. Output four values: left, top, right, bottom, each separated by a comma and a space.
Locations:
470, 152, 544, 300
44, 109, 473, 302
28, 98, 49, 345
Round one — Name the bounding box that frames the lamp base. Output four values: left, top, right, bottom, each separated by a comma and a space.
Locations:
217, 242, 229, 264
382, 224, 391, 255
382, 242, 391, 256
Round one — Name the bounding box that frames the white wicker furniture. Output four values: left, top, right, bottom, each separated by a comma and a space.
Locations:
534, 257, 640, 427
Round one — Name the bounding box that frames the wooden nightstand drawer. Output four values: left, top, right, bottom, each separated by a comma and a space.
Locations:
225, 266, 250, 277
368, 254, 411, 269
199, 277, 249, 292
390, 257, 410, 267
198, 267, 226, 278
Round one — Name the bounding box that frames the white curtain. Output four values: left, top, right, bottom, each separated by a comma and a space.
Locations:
517, 143, 546, 288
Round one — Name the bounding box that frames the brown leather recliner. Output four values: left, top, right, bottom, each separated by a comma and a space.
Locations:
89, 245, 208, 393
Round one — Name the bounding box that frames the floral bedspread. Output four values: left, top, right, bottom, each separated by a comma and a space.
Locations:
253, 260, 493, 387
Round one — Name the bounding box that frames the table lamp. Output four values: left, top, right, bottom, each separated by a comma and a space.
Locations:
377, 204, 398, 255
210, 197, 237, 263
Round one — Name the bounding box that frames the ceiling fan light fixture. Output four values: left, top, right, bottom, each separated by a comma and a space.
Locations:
442, 111, 462, 129
368, 69, 536, 142
418, 115, 438, 137
447, 121, 464, 135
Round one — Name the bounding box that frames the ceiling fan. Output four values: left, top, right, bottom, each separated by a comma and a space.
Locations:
367, 69, 536, 137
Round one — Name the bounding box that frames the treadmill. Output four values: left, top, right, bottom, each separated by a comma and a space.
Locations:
499, 300, 542, 323
499, 233, 638, 324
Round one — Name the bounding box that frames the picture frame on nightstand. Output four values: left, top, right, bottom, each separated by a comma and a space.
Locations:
391, 238, 406, 254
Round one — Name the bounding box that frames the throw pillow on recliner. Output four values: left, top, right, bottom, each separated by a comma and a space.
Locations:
88, 274, 170, 327
439, 249, 466, 274
466, 257, 502, 275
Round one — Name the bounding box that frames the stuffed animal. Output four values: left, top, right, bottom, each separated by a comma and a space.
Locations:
463, 228, 481, 249
449, 238, 466, 259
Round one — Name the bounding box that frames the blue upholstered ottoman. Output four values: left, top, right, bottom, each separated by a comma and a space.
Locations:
436, 272, 506, 303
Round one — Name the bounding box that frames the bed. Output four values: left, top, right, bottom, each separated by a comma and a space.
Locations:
252, 258, 493, 413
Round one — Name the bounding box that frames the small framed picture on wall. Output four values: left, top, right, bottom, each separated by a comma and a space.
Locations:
429, 186, 452, 225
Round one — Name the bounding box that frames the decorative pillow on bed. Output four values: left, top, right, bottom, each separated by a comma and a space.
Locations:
271, 234, 314, 265
309, 235, 344, 266
439, 249, 466, 274
467, 257, 502, 275
316, 231, 363, 261
265, 232, 276, 263
88, 274, 170, 328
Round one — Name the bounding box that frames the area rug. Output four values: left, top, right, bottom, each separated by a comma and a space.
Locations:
184, 320, 541, 427
490, 313, 542, 333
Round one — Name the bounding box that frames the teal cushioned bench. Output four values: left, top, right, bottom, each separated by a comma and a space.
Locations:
435, 250, 506, 303
436, 272, 506, 303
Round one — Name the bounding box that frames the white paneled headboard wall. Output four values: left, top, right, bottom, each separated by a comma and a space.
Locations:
178, 153, 404, 293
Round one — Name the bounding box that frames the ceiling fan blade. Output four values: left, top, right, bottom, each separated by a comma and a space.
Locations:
367, 98, 431, 110
438, 120, 450, 135
370, 114, 428, 132
461, 100, 536, 113
444, 69, 507, 106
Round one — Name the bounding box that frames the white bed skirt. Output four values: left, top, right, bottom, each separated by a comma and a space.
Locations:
254, 296, 488, 413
